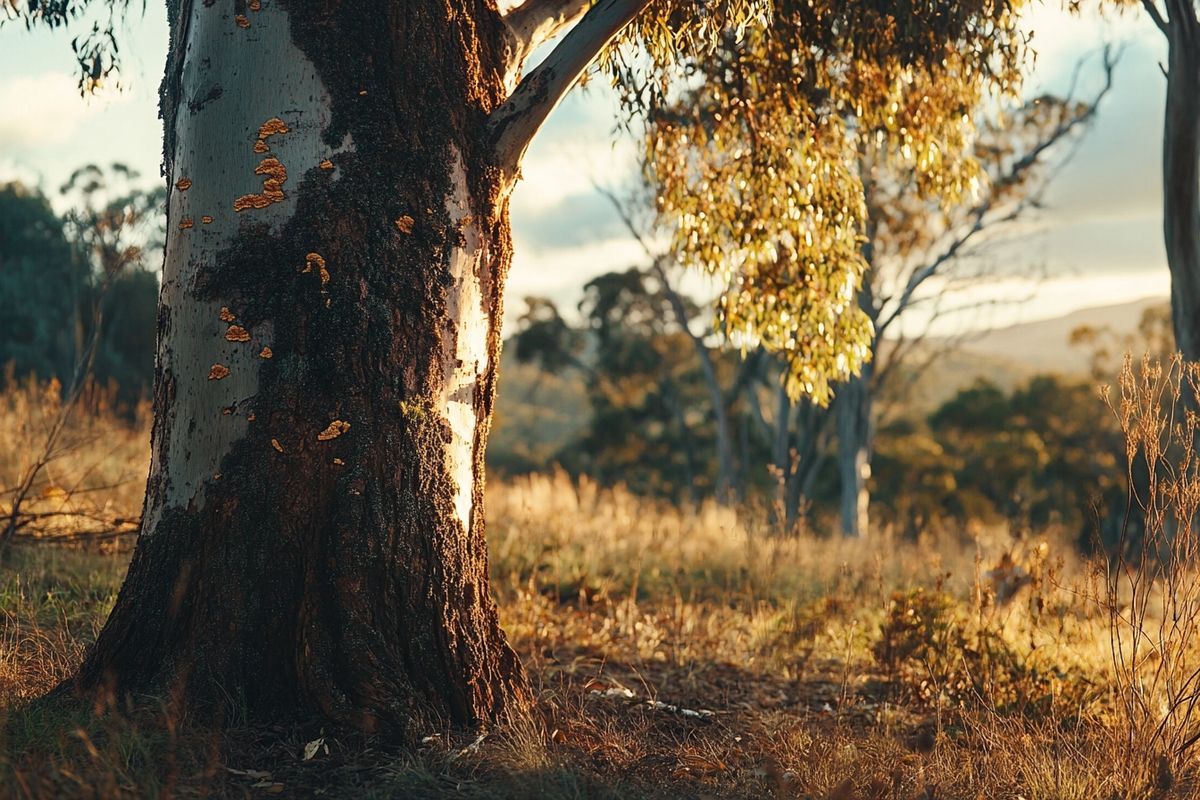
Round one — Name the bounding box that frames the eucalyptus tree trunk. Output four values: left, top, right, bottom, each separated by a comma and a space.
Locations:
1163, 28, 1200, 362
70, 0, 645, 733
772, 381, 792, 522
764, 378, 830, 532
835, 367, 873, 538
835, 254, 878, 538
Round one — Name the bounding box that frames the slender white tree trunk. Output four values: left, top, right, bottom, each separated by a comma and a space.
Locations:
836, 368, 872, 538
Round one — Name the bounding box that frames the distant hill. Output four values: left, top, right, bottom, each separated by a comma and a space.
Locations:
953, 297, 1167, 377
891, 296, 1169, 416
883, 347, 1034, 417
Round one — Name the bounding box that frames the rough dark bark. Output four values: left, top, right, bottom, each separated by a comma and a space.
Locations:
1163, 24, 1200, 361
71, 0, 532, 734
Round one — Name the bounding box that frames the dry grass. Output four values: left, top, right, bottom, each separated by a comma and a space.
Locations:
1, 365, 1199, 798
0, 374, 147, 543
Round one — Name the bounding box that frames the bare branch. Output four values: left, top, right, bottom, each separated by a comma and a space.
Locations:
490, 0, 650, 187
1142, 0, 1171, 36
503, 0, 593, 72
875, 46, 1118, 338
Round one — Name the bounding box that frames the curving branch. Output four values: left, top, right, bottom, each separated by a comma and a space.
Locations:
490, 0, 650, 187
503, 0, 594, 71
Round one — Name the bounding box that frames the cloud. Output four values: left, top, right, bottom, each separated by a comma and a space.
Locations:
509, 84, 641, 218
506, 235, 648, 327
514, 190, 630, 251
0, 73, 122, 154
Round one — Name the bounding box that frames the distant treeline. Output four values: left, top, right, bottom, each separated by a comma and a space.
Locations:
0, 171, 162, 407
493, 266, 1167, 548
0, 176, 1154, 547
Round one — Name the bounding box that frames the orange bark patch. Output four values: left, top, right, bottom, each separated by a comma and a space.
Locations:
225, 325, 251, 342
201, 215, 214, 224
178, 218, 194, 230
176, 177, 192, 191
303, 252, 330, 286
252, 117, 290, 154
271, 438, 284, 453
249, 0, 261, 9
395, 215, 414, 234
259, 346, 273, 359
235, 14, 250, 28
234, 157, 287, 212
319, 159, 334, 170
317, 420, 351, 441
208, 364, 230, 381
219, 307, 237, 323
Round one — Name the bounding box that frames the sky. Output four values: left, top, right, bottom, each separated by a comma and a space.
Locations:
0, 3, 1175, 337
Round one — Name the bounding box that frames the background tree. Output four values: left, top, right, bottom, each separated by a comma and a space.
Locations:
0, 168, 162, 404
644, 48, 1114, 536
827, 54, 1117, 537
635, 0, 1028, 406
59, 163, 165, 403
508, 272, 729, 503
0, 183, 85, 383
1, 166, 162, 549
6, 0, 1035, 732
924, 375, 1124, 535
1089, 1, 1200, 361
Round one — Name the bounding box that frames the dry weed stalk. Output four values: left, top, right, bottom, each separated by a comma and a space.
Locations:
1101, 354, 1200, 781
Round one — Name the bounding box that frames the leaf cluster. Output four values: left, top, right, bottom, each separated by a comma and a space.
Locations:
606, 0, 1030, 404
2, 0, 136, 93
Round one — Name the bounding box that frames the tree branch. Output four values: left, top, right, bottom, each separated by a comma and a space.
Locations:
1166, 0, 1198, 35
503, 0, 594, 71
1142, 0, 1170, 36
490, 0, 650, 186
875, 46, 1118, 338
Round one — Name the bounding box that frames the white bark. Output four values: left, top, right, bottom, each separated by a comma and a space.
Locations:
490, 0, 649, 186
836, 373, 871, 539
441, 147, 492, 534
501, 0, 592, 90
146, 1, 347, 535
